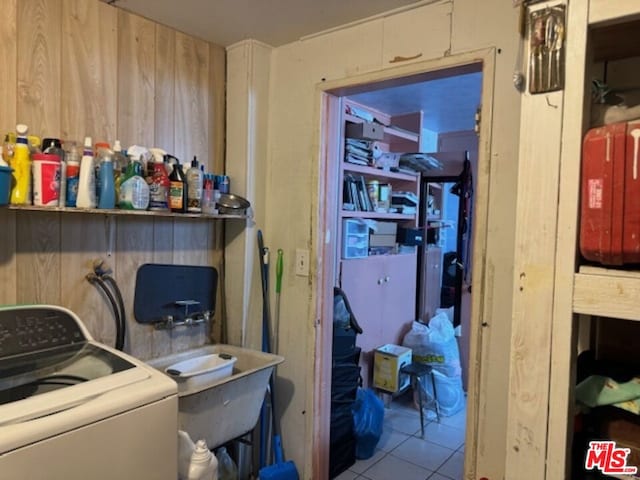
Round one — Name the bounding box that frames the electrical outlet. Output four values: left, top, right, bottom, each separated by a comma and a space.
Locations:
295, 248, 309, 276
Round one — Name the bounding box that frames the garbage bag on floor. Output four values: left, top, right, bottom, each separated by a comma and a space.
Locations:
402, 313, 461, 377
418, 369, 465, 417
352, 388, 384, 459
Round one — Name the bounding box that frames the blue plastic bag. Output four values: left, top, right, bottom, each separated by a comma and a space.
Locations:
352, 388, 384, 459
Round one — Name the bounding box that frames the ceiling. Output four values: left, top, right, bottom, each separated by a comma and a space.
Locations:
108, 0, 481, 134
347, 72, 483, 133
108, 0, 421, 47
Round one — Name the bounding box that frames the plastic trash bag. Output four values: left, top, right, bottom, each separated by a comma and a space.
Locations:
402, 313, 462, 377
419, 369, 466, 417
352, 388, 384, 459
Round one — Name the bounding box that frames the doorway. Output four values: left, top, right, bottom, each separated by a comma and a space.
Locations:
314, 51, 494, 480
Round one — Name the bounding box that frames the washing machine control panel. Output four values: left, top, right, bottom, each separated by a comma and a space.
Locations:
0, 308, 86, 358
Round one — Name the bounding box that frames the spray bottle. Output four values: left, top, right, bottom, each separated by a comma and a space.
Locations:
9, 124, 31, 205
148, 148, 170, 211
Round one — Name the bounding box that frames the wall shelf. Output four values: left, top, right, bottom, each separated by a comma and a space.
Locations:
573, 266, 640, 322
343, 163, 419, 182
6, 204, 249, 220
344, 113, 420, 142
340, 210, 415, 221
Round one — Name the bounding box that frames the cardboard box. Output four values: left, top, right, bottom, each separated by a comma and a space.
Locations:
373, 344, 412, 392
346, 121, 384, 141
369, 234, 396, 247
373, 221, 397, 235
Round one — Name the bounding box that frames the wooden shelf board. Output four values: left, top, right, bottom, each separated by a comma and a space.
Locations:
573, 267, 640, 322
588, 0, 640, 27
343, 162, 419, 182
7, 204, 248, 220
341, 210, 415, 221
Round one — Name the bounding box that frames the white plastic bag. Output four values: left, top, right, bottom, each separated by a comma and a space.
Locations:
419, 369, 465, 417
402, 313, 461, 377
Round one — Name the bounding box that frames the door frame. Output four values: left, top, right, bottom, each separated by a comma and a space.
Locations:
312, 48, 496, 479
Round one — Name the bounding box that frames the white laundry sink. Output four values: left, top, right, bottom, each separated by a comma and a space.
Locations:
147, 344, 283, 449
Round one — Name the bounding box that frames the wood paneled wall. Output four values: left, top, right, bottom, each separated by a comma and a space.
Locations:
0, 0, 226, 360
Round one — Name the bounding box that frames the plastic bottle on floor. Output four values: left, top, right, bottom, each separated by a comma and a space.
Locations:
216, 447, 238, 480
187, 440, 218, 480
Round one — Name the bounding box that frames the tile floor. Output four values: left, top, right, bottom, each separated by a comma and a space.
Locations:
335, 392, 466, 480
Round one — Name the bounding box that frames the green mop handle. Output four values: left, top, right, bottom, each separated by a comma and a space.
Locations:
276, 249, 283, 293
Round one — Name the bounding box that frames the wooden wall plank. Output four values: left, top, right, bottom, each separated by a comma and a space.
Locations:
115, 216, 154, 358
154, 24, 176, 155
151, 218, 174, 357
0, 210, 17, 305
15, 211, 61, 304
174, 32, 209, 167
0, 0, 17, 307
60, 215, 111, 344
17, 0, 61, 136
117, 9, 155, 147
61, 0, 117, 142
209, 43, 226, 173
171, 218, 209, 352
0, 0, 17, 135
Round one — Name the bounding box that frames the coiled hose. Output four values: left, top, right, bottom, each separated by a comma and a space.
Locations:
86, 262, 126, 351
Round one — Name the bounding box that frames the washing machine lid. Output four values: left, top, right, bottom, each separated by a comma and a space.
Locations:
0, 305, 177, 453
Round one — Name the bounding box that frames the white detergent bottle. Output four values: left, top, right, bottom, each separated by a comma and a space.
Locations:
187, 440, 218, 480
76, 136, 96, 208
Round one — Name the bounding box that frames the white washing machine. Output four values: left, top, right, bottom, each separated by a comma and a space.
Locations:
0, 305, 178, 480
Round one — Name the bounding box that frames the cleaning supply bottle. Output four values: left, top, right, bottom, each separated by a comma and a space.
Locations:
186, 156, 203, 213
216, 447, 238, 480
112, 140, 127, 191
76, 136, 96, 208
168, 155, 187, 213
178, 431, 195, 480
65, 142, 80, 207
148, 148, 170, 211
43, 138, 66, 207
118, 159, 149, 210
9, 124, 31, 205
97, 148, 116, 209
187, 440, 218, 480
94, 141, 110, 204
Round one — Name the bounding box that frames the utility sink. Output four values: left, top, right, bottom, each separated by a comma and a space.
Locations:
147, 344, 283, 449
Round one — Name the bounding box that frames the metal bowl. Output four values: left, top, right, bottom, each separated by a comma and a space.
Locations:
217, 193, 250, 215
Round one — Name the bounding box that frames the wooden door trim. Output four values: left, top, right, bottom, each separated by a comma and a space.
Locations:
313, 48, 496, 479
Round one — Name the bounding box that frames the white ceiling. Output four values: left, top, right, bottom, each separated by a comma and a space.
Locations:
108, 0, 421, 47
108, 0, 481, 134
348, 72, 483, 133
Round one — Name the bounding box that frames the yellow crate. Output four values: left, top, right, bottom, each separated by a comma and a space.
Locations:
373, 344, 412, 393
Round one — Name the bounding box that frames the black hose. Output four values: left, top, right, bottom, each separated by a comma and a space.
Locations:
86, 273, 123, 351
103, 274, 126, 352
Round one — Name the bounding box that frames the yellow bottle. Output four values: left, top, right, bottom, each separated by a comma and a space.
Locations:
10, 124, 31, 205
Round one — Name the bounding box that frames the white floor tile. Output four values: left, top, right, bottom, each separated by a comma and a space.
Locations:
427, 473, 455, 480
391, 436, 455, 471
333, 469, 360, 480
383, 409, 422, 435
350, 449, 386, 474
420, 422, 466, 451
363, 453, 433, 480
377, 427, 411, 452
439, 406, 467, 431
436, 451, 464, 479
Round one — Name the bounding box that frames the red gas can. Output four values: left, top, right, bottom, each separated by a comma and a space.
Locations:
580, 119, 640, 265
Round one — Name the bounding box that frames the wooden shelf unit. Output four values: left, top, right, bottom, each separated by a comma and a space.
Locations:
548, 2, 640, 478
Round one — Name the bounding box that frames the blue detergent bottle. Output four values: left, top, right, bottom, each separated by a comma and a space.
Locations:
97, 149, 115, 209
